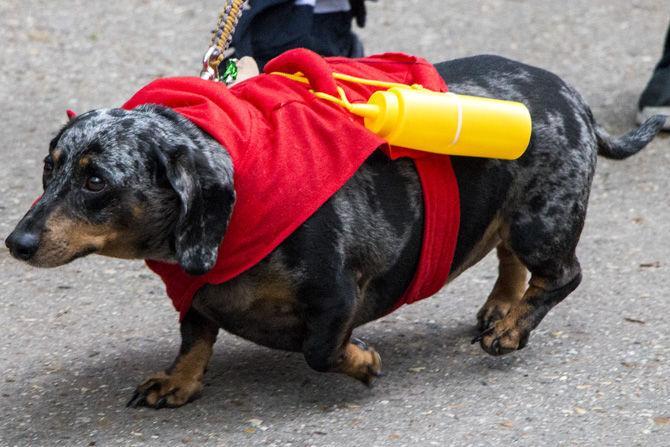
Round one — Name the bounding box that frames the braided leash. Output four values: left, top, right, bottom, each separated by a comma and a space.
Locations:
200, 0, 249, 82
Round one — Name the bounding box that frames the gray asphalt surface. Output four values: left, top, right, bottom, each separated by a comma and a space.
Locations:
1, 1, 669, 446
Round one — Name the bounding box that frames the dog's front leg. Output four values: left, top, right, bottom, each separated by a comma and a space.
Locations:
301, 275, 382, 386
127, 309, 218, 408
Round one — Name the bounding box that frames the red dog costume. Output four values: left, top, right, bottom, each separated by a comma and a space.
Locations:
123, 49, 460, 319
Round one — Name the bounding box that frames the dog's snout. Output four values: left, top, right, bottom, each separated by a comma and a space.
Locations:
5, 230, 40, 261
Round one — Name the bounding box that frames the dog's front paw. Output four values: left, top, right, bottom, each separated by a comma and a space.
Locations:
127, 371, 203, 409
474, 317, 530, 356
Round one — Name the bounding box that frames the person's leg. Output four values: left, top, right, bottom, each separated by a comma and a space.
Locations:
249, 3, 315, 70
638, 22, 670, 129
232, 0, 367, 70
311, 11, 364, 58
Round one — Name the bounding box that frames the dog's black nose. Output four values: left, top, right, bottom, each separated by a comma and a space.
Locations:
5, 231, 40, 261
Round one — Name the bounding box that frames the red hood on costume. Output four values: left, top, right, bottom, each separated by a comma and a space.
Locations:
122, 49, 460, 319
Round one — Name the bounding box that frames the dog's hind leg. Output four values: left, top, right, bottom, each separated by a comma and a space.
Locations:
478, 259, 581, 356
301, 274, 383, 386
476, 205, 586, 355
127, 309, 219, 408
477, 161, 590, 355
476, 244, 528, 332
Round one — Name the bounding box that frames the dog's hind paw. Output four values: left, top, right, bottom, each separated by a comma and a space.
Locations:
342, 338, 383, 387
477, 318, 530, 356
126, 371, 203, 409
476, 301, 513, 333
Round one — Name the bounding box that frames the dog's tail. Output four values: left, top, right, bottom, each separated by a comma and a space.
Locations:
596, 115, 667, 160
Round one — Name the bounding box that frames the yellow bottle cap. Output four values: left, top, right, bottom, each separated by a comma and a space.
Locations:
362, 90, 400, 138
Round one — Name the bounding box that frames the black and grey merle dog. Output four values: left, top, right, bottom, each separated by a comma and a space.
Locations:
5, 55, 666, 408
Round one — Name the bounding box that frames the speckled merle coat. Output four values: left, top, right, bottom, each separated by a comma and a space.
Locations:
6, 55, 666, 408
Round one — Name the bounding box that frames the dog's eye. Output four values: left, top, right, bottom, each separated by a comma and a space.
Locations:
84, 175, 106, 192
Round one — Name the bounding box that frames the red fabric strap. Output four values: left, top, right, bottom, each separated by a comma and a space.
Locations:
264, 48, 340, 96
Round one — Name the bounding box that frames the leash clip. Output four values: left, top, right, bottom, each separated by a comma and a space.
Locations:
200, 46, 221, 81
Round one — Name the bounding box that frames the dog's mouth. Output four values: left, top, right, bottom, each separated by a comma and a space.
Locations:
25, 245, 98, 268
67, 246, 98, 263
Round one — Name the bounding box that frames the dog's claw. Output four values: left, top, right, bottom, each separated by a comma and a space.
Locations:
351, 337, 368, 350
126, 390, 143, 408
367, 364, 383, 379
128, 373, 203, 409
491, 338, 500, 355
471, 326, 494, 344
479, 318, 492, 332
362, 366, 381, 388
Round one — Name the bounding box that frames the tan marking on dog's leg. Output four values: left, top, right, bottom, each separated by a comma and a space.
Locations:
336, 341, 382, 386
447, 215, 503, 283
138, 338, 215, 408
477, 244, 528, 330
480, 283, 539, 356
479, 270, 581, 356
128, 314, 218, 408
131, 341, 216, 408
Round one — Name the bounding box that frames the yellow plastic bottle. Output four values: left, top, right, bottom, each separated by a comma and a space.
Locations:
348, 86, 532, 160
272, 71, 533, 160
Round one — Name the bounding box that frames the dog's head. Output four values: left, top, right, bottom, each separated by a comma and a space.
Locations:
5, 105, 235, 275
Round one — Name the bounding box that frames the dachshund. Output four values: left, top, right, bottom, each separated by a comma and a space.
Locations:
6, 55, 666, 408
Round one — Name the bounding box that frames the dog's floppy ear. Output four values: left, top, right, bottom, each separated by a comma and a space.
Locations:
156, 143, 235, 276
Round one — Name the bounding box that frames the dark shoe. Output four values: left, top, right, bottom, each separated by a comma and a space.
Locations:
638, 66, 670, 129
637, 107, 670, 129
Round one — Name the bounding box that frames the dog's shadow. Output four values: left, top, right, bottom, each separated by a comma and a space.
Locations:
9, 317, 530, 442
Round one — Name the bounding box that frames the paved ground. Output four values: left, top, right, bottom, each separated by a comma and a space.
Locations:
1, 1, 669, 446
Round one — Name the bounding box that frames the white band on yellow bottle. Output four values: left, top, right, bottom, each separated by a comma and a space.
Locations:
447, 92, 463, 148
